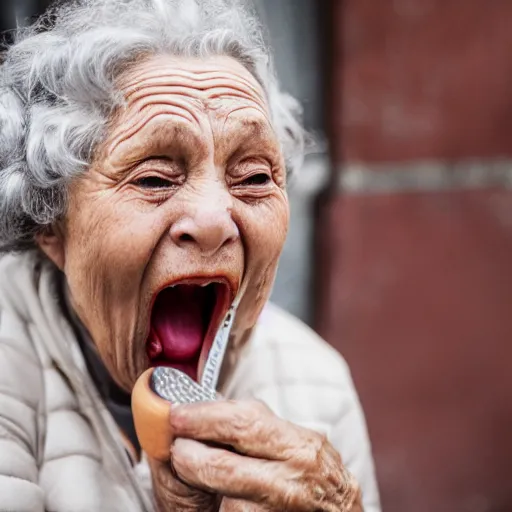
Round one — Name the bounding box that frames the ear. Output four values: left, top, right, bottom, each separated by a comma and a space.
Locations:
35, 225, 66, 270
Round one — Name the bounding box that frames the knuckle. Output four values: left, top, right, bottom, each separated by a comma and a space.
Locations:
300, 431, 328, 467
229, 411, 257, 443
228, 400, 269, 442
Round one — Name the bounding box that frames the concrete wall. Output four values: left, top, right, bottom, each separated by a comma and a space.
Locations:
318, 2, 512, 511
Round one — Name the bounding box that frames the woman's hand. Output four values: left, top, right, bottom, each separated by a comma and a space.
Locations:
165, 399, 362, 511
148, 455, 219, 512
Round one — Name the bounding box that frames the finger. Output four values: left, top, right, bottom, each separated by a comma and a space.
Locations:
171, 438, 340, 512
170, 400, 317, 460
147, 456, 219, 512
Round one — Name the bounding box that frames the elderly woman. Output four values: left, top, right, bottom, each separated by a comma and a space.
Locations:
0, 0, 380, 510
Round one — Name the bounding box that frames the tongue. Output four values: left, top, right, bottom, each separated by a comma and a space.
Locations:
151, 286, 208, 361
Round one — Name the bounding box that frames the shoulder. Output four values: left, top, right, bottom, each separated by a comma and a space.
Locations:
228, 302, 359, 431
0, 254, 46, 479
0, 251, 46, 358
0, 252, 46, 390
0, 252, 51, 425
252, 302, 354, 389
0, 251, 42, 317
0, 252, 42, 353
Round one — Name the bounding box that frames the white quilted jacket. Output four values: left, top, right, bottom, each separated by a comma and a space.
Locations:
0, 252, 381, 511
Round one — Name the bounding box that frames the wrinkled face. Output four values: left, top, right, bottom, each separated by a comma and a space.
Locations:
43, 55, 289, 390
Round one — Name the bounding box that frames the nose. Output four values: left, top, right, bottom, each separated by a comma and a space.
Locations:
169, 208, 239, 256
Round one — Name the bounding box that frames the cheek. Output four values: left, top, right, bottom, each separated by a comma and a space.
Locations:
61, 189, 166, 333
251, 197, 289, 262
239, 193, 289, 253
234, 195, 289, 325
65, 193, 160, 282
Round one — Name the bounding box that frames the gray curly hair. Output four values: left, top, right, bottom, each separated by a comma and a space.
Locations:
0, 0, 304, 252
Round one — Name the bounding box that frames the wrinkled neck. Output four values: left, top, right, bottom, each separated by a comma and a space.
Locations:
57, 273, 141, 460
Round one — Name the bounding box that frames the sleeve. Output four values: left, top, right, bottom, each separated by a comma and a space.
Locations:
329, 377, 382, 512
0, 324, 45, 512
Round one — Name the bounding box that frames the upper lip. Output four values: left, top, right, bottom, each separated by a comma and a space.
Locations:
153, 274, 238, 302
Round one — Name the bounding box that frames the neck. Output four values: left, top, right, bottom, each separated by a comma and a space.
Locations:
57, 272, 141, 457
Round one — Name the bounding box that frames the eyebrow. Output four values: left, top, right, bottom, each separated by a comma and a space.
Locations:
107, 102, 200, 156
104, 120, 207, 177
221, 114, 280, 154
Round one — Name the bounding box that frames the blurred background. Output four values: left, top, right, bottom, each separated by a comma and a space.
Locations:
2, 1, 512, 511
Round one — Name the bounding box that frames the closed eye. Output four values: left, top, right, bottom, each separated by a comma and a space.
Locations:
133, 176, 174, 189
240, 173, 271, 186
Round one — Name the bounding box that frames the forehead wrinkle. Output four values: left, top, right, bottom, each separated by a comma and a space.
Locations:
107, 105, 200, 157
127, 93, 203, 124
124, 83, 260, 111
124, 76, 265, 107
124, 68, 262, 91
122, 88, 270, 144
205, 89, 268, 112
120, 83, 269, 145
123, 67, 266, 104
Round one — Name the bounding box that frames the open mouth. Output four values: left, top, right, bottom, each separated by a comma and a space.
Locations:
146, 279, 232, 382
